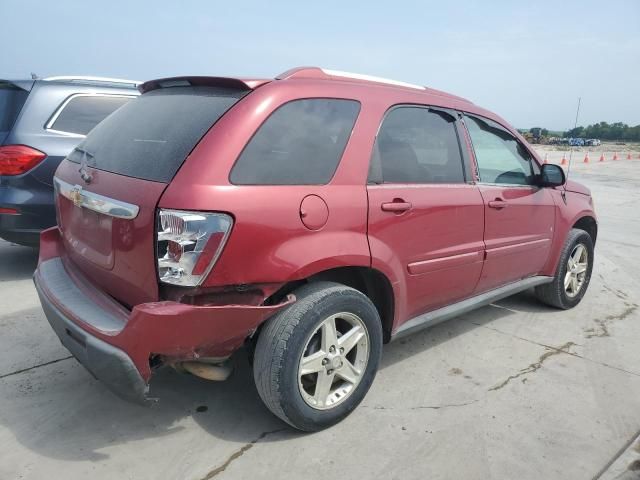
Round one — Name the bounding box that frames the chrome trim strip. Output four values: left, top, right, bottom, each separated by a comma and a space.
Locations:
54, 177, 139, 220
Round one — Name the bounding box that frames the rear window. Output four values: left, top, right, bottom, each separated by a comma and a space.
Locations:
230, 98, 360, 185
67, 86, 246, 183
0, 83, 29, 135
48, 95, 133, 136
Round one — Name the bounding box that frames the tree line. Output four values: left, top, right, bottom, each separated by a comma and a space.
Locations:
563, 122, 640, 141
524, 122, 640, 141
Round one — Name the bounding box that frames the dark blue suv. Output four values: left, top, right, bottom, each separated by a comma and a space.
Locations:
0, 76, 139, 246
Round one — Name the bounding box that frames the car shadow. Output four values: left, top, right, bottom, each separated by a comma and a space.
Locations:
0, 241, 38, 281
490, 289, 559, 314
0, 286, 549, 464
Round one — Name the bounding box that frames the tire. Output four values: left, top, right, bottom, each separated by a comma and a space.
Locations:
253, 281, 383, 432
535, 228, 594, 309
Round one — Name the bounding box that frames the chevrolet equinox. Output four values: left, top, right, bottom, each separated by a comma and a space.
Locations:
34, 67, 597, 431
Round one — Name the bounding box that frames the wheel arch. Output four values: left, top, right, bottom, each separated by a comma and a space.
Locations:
542, 210, 598, 276
572, 215, 598, 245
265, 266, 396, 343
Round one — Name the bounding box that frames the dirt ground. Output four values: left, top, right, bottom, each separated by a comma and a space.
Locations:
1, 160, 640, 479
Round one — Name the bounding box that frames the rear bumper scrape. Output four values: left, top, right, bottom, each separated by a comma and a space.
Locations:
34, 228, 295, 404
35, 278, 151, 405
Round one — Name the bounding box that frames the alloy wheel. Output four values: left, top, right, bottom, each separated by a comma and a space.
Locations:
298, 312, 370, 410
564, 243, 588, 298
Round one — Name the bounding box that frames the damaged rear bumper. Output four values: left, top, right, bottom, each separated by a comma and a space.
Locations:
35, 280, 150, 404
34, 228, 293, 405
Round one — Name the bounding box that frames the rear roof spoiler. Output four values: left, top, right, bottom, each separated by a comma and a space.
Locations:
139, 76, 270, 94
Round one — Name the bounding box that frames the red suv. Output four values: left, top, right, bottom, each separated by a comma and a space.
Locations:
34, 67, 597, 431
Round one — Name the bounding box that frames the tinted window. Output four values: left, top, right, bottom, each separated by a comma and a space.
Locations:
0, 83, 28, 134
49, 95, 132, 135
465, 115, 538, 185
67, 86, 246, 183
370, 107, 465, 184
230, 99, 360, 185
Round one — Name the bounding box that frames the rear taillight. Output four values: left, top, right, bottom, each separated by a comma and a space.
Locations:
157, 209, 233, 286
0, 145, 46, 176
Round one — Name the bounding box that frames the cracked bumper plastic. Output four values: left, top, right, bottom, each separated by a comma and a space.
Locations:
34, 227, 293, 404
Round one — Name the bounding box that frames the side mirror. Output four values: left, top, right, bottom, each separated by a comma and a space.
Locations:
539, 163, 566, 187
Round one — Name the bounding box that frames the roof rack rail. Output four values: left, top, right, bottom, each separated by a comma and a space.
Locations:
43, 76, 143, 87
276, 67, 426, 91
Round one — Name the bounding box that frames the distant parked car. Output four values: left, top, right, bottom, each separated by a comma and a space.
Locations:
569, 138, 585, 147
585, 139, 601, 147
0, 76, 140, 246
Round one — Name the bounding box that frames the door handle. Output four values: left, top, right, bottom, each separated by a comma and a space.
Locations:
381, 200, 412, 213
488, 198, 508, 209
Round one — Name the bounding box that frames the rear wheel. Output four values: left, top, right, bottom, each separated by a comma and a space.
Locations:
535, 228, 594, 309
253, 282, 382, 431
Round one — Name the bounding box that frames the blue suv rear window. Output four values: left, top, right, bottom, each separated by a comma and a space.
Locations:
48, 95, 132, 136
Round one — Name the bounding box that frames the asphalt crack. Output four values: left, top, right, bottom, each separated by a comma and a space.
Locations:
362, 400, 478, 411
584, 318, 611, 338
601, 284, 629, 301
410, 400, 479, 410
199, 428, 286, 479
585, 303, 638, 338
469, 321, 640, 378
488, 342, 576, 391
0, 356, 73, 379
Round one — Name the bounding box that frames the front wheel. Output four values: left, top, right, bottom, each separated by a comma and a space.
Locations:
535, 228, 594, 309
253, 282, 383, 432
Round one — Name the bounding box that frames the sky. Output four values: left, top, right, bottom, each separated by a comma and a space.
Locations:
1, 0, 638, 131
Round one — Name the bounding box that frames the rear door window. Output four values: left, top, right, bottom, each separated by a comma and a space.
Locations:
230, 98, 360, 185
0, 82, 29, 137
67, 86, 247, 183
48, 95, 133, 136
369, 106, 466, 184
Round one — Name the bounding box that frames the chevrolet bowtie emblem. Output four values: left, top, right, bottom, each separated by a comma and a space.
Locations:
70, 185, 83, 207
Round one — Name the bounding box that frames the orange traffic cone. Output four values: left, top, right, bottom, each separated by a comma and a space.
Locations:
599, 152, 605, 162
561, 153, 567, 165
583, 152, 590, 163
613, 152, 619, 160
627, 152, 632, 160
543, 153, 548, 164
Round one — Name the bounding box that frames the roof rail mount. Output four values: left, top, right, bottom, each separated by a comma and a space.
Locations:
276, 66, 426, 91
